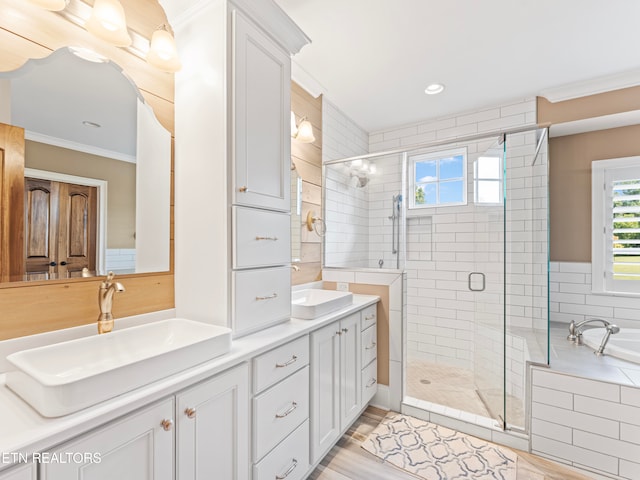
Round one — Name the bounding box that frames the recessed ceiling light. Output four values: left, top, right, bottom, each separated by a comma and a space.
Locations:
424, 83, 445, 95
82, 121, 102, 128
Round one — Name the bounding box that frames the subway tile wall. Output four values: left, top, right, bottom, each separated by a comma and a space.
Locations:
531, 367, 640, 479
105, 248, 136, 273
322, 98, 370, 268
550, 261, 640, 328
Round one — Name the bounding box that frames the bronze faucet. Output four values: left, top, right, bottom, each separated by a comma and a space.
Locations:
97, 271, 125, 334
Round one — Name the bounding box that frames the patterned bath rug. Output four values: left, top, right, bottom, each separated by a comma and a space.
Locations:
361, 412, 518, 480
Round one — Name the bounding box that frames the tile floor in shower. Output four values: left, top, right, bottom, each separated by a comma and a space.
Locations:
405, 358, 526, 427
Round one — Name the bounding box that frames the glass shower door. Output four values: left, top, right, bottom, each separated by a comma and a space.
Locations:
471, 137, 507, 427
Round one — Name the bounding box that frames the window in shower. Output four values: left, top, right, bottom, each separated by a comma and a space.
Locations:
592, 156, 640, 294
408, 147, 466, 210
474, 155, 502, 204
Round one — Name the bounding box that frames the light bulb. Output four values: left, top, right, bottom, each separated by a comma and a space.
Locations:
296, 119, 315, 143
147, 26, 181, 73
85, 0, 131, 47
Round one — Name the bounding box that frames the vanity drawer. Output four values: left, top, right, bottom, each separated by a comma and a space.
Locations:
232, 266, 290, 337
361, 304, 377, 329
233, 206, 291, 269
253, 420, 309, 480
253, 366, 309, 461
253, 335, 309, 394
361, 323, 378, 367
361, 359, 378, 406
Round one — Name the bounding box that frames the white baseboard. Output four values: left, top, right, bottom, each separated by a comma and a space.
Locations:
370, 384, 390, 410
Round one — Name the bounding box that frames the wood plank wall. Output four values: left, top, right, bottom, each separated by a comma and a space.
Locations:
291, 81, 323, 285
0, 0, 175, 340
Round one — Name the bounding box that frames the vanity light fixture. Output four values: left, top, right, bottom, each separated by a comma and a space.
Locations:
28, 0, 68, 11
84, 0, 132, 47
290, 112, 315, 143
146, 25, 182, 73
30, 0, 182, 72
424, 83, 445, 95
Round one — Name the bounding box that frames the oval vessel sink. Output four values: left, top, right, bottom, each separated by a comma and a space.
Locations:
5, 318, 231, 417
291, 289, 353, 319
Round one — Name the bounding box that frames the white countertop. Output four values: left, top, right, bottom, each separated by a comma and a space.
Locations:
0, 294, 379, 469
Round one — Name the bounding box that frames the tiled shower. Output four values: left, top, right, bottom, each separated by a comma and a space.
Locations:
323, 126, 550, 431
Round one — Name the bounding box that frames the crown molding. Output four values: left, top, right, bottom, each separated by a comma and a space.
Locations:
540, 69, 640, 103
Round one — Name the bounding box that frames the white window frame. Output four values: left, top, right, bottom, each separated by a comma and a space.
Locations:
592, 156, 640, 295
474, 154, 503, 206
408, 147, 467, 211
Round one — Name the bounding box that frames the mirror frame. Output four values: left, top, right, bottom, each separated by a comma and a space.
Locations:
0, 0, 175, 340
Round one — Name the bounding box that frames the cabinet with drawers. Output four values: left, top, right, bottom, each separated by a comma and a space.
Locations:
252, 335, 311, 480
174, 0, 309, 335
360, 304, 378, 405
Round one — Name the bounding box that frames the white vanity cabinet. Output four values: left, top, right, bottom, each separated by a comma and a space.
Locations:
40, 398, 175, 480
0, 464, 36, 480
360, 304, 378, 405
252, 336, 310, 480
40, 363, 249, 480
232, 11, 291, 213
310, 312, 361, 464
176, 363, 250, 480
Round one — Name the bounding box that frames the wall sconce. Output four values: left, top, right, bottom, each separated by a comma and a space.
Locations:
146, 25, 181, 73
84, 0, 132, 47
348, 159, 376, 188
291, 112, 315, 143
28, 0, 68, 11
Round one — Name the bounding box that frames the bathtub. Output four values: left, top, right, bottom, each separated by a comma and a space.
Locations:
582, 328, 640, 364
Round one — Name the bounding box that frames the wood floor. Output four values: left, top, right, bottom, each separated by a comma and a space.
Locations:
308, 407, 594, 480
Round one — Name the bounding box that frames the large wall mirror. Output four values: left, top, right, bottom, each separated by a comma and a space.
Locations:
0, 47, 171, 282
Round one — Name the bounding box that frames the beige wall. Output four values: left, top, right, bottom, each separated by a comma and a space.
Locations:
549, 125, 640, 262
291, 81, 323, 284
25, 141, 136, 248
540, 86, 640, 263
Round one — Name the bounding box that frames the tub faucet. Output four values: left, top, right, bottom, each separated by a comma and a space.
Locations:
97, 271, 125, 334
567, 318, 620, 355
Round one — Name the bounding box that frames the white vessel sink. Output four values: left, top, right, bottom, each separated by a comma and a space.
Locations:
291, 289, 353, 319
5, 318, 232, 417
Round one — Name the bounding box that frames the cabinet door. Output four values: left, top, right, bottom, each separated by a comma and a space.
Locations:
41, 399, 174, 480
310, 322, 340, 464
232, 10, 291, 212
340, 313, 361, 431
0, 464, 36, 480
176, 363, 250, 480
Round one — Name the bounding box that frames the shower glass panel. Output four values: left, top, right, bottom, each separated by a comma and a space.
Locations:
471, 137, 507, 427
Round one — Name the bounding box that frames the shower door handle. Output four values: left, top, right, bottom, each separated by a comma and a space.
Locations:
468, 272, 485, 292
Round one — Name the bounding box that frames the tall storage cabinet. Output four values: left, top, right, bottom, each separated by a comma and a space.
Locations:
173, 0, 309, 336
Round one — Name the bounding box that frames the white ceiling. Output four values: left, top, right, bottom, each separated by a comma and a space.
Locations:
3, 48, 138, 159
275, 0, 640, 133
